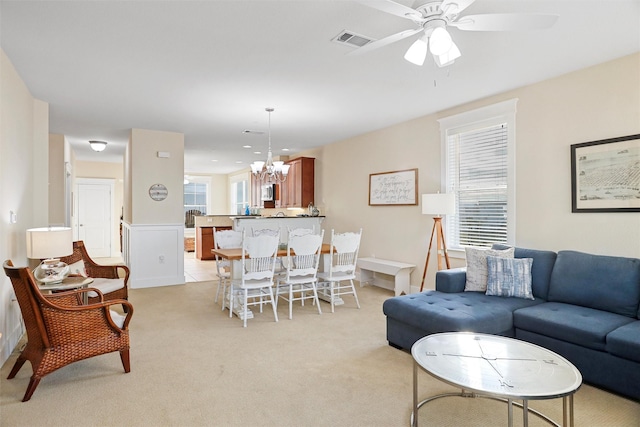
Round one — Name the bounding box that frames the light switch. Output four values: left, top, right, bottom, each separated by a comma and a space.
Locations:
9, 211, 17, 224
157, 151, 170, 158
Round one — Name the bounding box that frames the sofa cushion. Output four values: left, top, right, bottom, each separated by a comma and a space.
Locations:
606, 321, 640, 363
548, 251, 640, 317
486, 256, 534, 300
383, 290, 542, 336
435, 268, 467, 293
464, 246, 514, 292
514, 302, 635, 351
492, 245, 557, 300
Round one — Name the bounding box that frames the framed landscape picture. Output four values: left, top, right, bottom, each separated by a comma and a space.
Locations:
369, 168, 418, 206
571, 134, 640, 212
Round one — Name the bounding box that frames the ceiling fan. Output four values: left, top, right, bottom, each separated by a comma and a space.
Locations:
350, 0, 558, 67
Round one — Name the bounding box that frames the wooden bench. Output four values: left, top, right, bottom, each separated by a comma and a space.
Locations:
357, 257, 415, 296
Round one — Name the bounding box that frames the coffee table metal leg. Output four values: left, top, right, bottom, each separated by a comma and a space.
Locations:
411, 369, 572, 427
570, 394, 574, 427
413, 361, 418, 427
508, 398, 514, 427
562, 394, 574, 427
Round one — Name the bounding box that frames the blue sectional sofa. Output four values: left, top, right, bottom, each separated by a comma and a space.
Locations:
383, 247, 640, 401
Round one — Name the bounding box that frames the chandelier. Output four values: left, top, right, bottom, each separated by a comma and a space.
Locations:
250, 108, 289, 183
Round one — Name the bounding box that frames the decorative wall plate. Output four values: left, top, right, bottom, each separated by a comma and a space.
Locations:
149, 183, 168, 201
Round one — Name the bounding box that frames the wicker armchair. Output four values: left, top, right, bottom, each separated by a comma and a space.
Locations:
3, 260, 133, 402
58, 240, 129, 305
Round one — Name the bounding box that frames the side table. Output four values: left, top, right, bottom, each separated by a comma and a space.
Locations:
37, 276, 94, 304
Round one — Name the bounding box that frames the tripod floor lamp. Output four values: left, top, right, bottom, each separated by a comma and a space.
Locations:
420, 193, 455, 292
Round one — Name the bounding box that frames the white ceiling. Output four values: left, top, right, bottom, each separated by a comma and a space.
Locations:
2, 0, 639, 174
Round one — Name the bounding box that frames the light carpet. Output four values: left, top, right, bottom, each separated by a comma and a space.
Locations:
1, 281, 639, 426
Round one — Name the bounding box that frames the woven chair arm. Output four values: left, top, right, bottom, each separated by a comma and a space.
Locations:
84, 264, 126, 280
41, 300, 133, 346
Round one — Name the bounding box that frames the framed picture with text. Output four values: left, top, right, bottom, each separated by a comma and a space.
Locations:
571, 134, 640, 212
369, 168, 418, 206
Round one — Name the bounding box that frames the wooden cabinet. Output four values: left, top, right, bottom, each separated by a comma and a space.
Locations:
282, 157, 314, 208
196, 226, 232, 260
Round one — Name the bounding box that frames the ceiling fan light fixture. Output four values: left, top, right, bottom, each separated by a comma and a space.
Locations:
434, 41, 461, 67
404, 34, 428, 66
428, 26, 453, 56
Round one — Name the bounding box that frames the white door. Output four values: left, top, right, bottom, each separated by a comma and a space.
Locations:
76, 180, 113, 257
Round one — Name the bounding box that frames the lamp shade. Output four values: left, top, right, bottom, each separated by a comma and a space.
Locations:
429, 27, 453, 56
404, 34, 428, 66
422, 193, 455, 216
26, 227, 73, 259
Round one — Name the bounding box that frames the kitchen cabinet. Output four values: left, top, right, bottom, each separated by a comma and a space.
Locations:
281, 157, 314, 208
196, 225, 232, 260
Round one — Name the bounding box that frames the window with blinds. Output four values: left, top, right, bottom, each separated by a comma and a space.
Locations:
184, 182, 208, 226
445, 124, 508, 248
439, 99, 517, 250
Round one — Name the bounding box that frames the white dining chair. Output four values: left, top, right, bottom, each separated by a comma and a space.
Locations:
317, 228, 362, 313
232, 230, 280, 327
252, 227, 285, 273
275, 229, 325, 319
251, 227, 280, 237
213, 228, 243, 313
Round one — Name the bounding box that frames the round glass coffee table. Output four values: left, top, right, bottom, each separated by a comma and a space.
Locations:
411, 332, 582, 427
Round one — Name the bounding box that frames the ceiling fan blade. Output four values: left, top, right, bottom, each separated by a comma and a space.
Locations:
347, 28, 423, 56
355, 0, 424, 22
440, 0, 476, 16
450, 13, 559, 31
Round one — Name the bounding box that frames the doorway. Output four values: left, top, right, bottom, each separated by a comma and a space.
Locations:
75, 178, 114, 257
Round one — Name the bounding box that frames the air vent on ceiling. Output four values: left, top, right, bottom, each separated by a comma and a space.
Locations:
332, 30, 374, 48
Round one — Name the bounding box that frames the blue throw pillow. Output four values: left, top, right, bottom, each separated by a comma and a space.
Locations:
486, 256, 534, 300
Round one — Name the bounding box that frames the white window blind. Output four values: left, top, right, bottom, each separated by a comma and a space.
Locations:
439, 99, 517, 250
446, 123, 508, 248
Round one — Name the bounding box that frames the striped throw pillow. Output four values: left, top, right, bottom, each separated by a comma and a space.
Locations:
486, 256, 534, 300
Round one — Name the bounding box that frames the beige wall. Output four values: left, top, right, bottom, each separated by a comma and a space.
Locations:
209, 174, 229, 214
48, 133, 66, 225
74, 160, 124, 254
0, 48, 49, 364
128, 128, 184, 224
314, 53, 640, 290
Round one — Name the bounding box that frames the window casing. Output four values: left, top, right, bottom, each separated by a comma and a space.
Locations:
229, 173, 250, 216
439, 99, 517, 250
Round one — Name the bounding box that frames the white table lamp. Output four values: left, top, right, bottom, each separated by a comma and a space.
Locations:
420, 193, 455, 292
26, 227, 73, 284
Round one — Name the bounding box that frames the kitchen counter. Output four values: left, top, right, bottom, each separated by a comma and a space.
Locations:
194, 215, 235, 228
